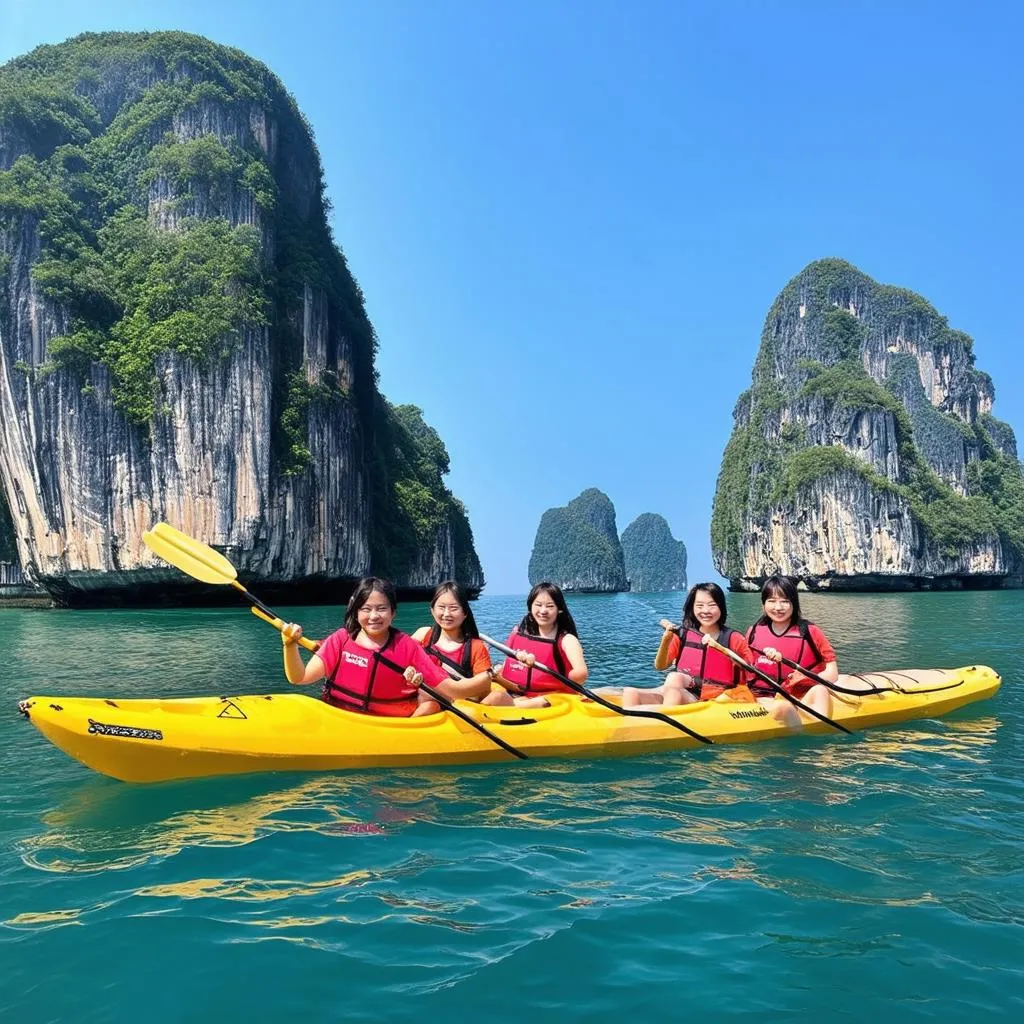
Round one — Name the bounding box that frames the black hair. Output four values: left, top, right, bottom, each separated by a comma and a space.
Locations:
681, 581, 728, 631
429, 580, 480, 640
518, 581, 579, 638
754, 574, 803, 628
344, 577, 397, 636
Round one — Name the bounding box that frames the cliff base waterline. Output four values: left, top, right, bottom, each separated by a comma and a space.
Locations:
730, 572, 1024, 593
34, 577, 479, 609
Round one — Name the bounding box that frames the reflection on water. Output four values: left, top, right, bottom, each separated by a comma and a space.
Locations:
136, 870, 372, 902
22, 773, 406, 872
17, 703, 1004, 881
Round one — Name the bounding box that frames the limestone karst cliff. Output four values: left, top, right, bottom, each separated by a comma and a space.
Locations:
528, 488, 628, 592
711, 259, 1024, 590
620, 513, 687, 592
0, 32, 482, 604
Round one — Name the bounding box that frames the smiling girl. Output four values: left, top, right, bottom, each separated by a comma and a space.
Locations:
411, 581, 494, 702
280, 577, 449, 717
746, 575, 838, 726
483, 582, 588, 708
623, 582, 754, 707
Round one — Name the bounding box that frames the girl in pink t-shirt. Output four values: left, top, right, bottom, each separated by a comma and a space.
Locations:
281, 577, 448, 717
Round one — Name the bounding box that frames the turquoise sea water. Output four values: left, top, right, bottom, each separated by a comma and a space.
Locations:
1, 590, 1022, 1021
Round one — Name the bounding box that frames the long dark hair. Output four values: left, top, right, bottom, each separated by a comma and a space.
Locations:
754, 574, 803, 628
344, 577, 397, 636
518, 581, 578, 637
681, 582, 728, 632
430, 580, 480, 640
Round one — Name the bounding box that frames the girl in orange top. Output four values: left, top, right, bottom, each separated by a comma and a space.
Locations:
411, 581, 495, 702
623, 582, 754, 707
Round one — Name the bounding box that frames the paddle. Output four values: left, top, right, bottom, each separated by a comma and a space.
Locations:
701, 633, 852, 735
142, 522, 528, 760
480, 634, 713, 745
249, 605, 321, 649
142, 522, 319, 647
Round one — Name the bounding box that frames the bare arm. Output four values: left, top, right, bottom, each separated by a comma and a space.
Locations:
561, 634, 588, 684
654, 626, 676, 671
281, 624, 328, 685
437, 670, 493, 701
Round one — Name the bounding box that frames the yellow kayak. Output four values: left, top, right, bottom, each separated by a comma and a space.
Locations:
18, 666, 1000, 783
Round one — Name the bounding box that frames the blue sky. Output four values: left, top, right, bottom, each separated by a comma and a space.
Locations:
3, 1, 1022, 594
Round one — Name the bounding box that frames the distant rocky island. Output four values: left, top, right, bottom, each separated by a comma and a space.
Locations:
529, 488, 628, 592
711, 258, 1024, 591
0, 32, 481, 606
528, 491, 687, 594
621, 513, 687, 592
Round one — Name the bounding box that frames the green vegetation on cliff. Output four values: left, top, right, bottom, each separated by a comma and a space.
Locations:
0, 32, 480, 584
0, 486, 17, 562
711, 258, 1024, 574
529, 488, 627, 591
710, 392, 808, 571
0, 34, 289, 420
620, 513, 687, 592
370, 403, 482, 585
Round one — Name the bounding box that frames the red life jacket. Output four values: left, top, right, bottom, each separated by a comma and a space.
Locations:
501, 629, 574, 694
746, 620, 823, 697
420, 624, 474, 676
674, 627, 743, 691
323, 629, 418, 717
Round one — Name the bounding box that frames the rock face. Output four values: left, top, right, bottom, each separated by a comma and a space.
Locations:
528, 488, 628, 592
711, 259, 1024, 591
621, 513, 687, 592
0, 32, 482, 605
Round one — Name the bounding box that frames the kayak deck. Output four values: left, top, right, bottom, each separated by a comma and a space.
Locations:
18, 665, 1001, 783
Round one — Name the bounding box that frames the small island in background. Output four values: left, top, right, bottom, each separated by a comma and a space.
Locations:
528, 488, 627, 593
528, 489, 687, 594
621, 513, 687, 592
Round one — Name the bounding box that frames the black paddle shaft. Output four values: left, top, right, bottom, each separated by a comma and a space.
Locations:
723, 646, 852, 735
480, 634, 713, 745
418, 681, 528, 760
746, 642, 843, 694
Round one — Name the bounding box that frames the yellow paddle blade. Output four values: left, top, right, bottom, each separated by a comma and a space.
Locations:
142, 522, 238, 585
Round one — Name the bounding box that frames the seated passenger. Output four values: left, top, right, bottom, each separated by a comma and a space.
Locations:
412, 581, 495, 702
623, 582, 754, 707
482, 582, 588, 708
281, 577, 448, 717
746, 574, 839, 727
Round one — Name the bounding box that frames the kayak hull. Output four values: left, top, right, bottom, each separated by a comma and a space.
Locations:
19, 666, 1001, 783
